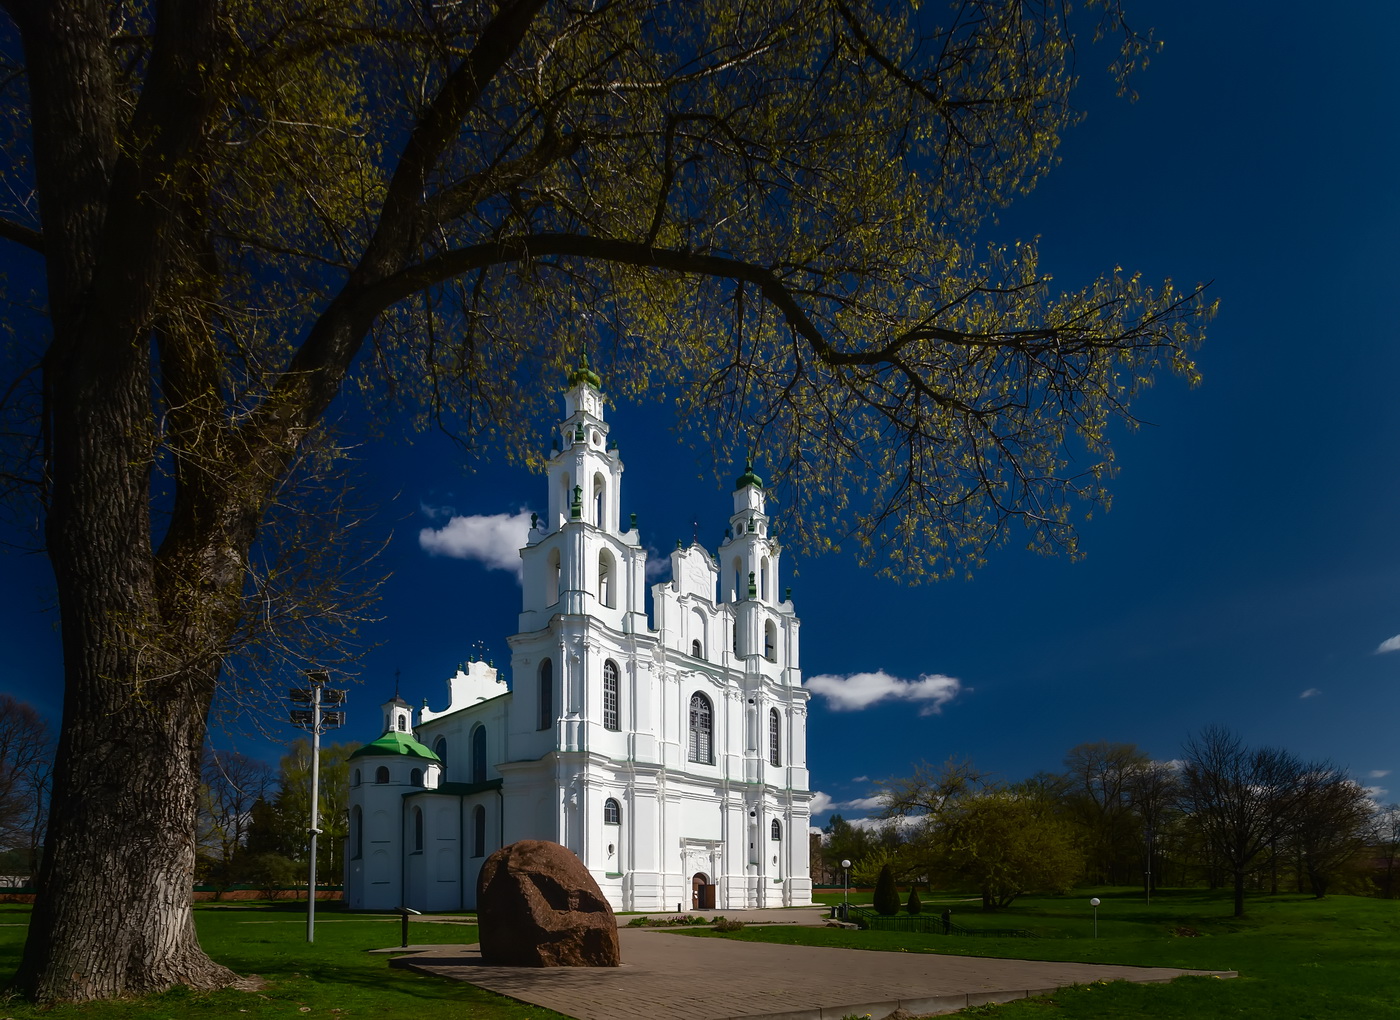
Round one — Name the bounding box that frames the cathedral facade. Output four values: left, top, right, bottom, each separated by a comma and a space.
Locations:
345, 364, 814, 912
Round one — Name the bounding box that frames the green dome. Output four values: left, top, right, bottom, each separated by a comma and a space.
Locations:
735, 459, 763, 490
348, 730, 441, 762
567, 350, 602, 389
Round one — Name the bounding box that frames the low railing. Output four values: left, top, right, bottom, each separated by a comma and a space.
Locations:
836, 904, 1038, 938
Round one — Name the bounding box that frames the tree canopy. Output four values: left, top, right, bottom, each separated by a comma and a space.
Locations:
0, 0, 1210, 1003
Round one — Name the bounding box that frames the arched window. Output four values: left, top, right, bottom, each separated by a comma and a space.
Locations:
691, 639, 702, 657
397, 715, 407, 732
760, 556, 770, 600
731, 557, 742, 602
351, 806, 362, 859
410, 767, 423, 787
473, 804, 486, 858
375, 766, 389, 784
471, 726, 487, 784
764, 621, 777, 662
352, 768, 361, 787
769, 708, 781, 767
771, 819, 782, 841
538, 659, 554, 731
433, 736, 448, 766
604, 798, 621, 825
603, 660, 620, 731
413, 806, 423, 852
598, 550, 615, 608
688, 693, 713, 765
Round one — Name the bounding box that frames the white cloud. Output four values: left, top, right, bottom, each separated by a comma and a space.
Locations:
806, 669, 963, 716
809, 791, 835, 814
1377, 634, 1400, 654
851, 775, 870, 783
1367, 770, 1392, 779
807, 792, 887, 816
418, 509, 533, 579
1364, 785, 1389, 803
1299, 688, 1321, 699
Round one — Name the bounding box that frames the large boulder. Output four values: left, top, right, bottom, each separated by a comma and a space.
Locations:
476, 839, 620, 967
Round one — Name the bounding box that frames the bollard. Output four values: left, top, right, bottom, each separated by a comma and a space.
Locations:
399, 905, 422, 948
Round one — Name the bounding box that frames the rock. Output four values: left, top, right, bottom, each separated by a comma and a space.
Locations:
476, 839, 621, 967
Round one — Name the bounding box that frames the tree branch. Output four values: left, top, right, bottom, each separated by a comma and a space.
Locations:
0, 216, 42, 253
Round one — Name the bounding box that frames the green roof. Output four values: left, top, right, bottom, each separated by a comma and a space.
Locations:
735, 458, 763, 490
567, 351, 602, 389
348, 731, 441, 762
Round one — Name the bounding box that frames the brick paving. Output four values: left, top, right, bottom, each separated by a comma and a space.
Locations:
385, 911, 1234, 1020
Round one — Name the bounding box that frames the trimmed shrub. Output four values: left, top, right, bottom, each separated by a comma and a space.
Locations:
906, 886, 923, 915
873, 864, 900, 916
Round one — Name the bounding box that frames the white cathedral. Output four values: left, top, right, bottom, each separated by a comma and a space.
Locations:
345, 361, 814, 913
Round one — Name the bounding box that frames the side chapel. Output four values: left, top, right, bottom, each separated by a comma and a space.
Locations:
345, 362, 814, 912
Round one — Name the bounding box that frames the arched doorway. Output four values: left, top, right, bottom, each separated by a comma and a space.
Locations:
691, 872, 714, 910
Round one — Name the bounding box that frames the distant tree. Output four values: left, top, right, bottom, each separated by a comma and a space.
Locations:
1289, 765, 1371, 899
1124, 759, 1183, 893
1063, 741, 1149, 884
873, 864, 901, 916
822, 814, 875, 882
1180, 726, 1304, 918
1372, 804, 1400, 899
906, 886, 922, 915
935, 790, 1082, 911
0, 696, 52, 881
241, 741, 353, 890
196, 750, 273, 897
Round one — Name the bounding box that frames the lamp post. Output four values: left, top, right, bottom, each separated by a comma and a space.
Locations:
1144, 826, 1155, 905
841, 859, 851, 920
1089, 896, 1101, 938
288, 670, 346, 944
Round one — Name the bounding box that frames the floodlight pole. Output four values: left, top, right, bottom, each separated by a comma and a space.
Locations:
307, 680, 322, 945
288, 670, 344, 944
841, 859, 852, 920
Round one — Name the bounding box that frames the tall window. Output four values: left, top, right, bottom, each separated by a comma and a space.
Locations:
771, 819, 782, 841
603, 660, 620, 731
769, 708, 781, 767
473, 804, 486, 858
546, 548, 561, 605
538, 658, 554, 731
604, 798, 621, 825
352, 768, 361, 787
433, 736, 447, 766
410, 767, 423, 787
593, 473, 606, 526
598, 550, 614, 608
413, 807, 423, 852
375, 766, 389, 784
471, 725, 487, 783
351, 806, 362, 859
688, 693, 713, 764
764, 621, 777, 661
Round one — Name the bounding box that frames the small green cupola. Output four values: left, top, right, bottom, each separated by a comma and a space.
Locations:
567, 350, 602, 390
348, 730, 441, 763
735, 458, 763, 491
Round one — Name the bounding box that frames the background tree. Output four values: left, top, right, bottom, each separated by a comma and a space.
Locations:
0, 0, 1210, 1001
0, 696, 52, 883
1062, 741, 1148, 884
195, 749, 272, 897
905, 886, 922, 915
934, 789, 1082, 911
1288, 765, 1372, 899
240, 740, 352, 891
872, 863, 901, 916
1180, 726, 1303, 917
1371, 804, 1400, 900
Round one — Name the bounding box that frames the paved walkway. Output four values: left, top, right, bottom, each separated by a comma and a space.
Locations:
384, 912, 1234, 1020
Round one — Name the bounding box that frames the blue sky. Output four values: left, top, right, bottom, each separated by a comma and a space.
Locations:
4, 2, 1399, 830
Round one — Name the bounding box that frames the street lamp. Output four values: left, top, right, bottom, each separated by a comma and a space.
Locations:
288, 670, 346, 944
1089, 896, 1101, 938
841, 859, 852, 920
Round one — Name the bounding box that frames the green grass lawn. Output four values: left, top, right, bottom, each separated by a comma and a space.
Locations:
0, 902, 570, 1020
3, 890, 1398, 1019
692, 887, 1400, 1019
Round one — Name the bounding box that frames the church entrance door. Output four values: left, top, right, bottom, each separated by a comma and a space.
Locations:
691, 872, 714, 910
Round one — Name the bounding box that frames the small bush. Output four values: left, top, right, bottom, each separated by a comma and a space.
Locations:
873, 864, 900, 916
712, 917, 745, 933
906, 886, 922, 915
